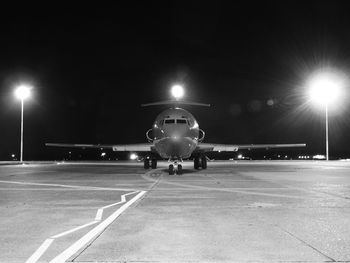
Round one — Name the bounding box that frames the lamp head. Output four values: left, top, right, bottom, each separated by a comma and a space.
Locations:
15, 84, 32, 100
308, 70, 344, 106
171, 84, 184, 100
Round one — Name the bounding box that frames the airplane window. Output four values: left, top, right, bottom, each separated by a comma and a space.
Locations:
164, 119, 175, 124
176, 119, 187, 124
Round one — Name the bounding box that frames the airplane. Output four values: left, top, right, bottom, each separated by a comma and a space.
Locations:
46, 85, 306, 175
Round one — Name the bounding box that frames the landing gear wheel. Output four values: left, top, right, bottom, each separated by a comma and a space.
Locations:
169, 164, 175, 175
194, 156, 200, 169
177, 164, 182, 175
144, 159, 150, 169
201, 156, 207, 169
151, 159, 157, 169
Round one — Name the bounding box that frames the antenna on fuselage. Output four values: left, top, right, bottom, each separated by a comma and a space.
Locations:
141, 84, 210, 107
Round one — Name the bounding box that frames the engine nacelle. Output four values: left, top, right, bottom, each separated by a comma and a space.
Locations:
199, 129, 205, 142
146, 129, 154, 142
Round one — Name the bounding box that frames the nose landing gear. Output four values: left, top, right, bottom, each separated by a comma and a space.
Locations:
168, 160, 183, 175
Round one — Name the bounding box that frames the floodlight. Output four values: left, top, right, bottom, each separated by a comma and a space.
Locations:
171, 84, 184, 99
308, 72, 343, 105
14, 84, 32, 100
306, 68, 347, 161
14, 83, 34, 162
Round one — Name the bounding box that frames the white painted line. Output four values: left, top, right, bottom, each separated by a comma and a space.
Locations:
0, 180, 135, 191
51, 221, 98, 239
94, 209, 104, 221
25, 190, 146, 263
50, 191, 146, 263
95, 191, 139, 220
25, 238, 54, 263
101, 200, 124, 210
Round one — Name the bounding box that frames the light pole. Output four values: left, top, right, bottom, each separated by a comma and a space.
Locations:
14, 84, 32, 162
308, 70, 343, 161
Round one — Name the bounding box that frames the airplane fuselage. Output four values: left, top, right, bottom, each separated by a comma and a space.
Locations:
152, 108, 200, 160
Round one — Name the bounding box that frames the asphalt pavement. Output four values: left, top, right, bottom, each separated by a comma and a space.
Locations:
0, 160, 350, 262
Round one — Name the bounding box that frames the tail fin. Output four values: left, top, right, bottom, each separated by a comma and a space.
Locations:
141, 100, 210, 107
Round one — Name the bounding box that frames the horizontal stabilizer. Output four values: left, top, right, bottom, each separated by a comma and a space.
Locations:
141, 100, 210, 107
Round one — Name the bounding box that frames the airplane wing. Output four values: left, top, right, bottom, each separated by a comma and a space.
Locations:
45, 143, 154, 152
195, 143, 306, 152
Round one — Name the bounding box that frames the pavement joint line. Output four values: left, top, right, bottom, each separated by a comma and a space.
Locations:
233, 172, 350, 202
276, 225, 337, 262
260, 178, 350, 202
49, 190, 146, 263
25, 190, 145, 263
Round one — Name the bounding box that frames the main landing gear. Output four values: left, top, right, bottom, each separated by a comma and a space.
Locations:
194, 155, 207, 170
144, 157, 157, 169
168, 161, 183, 175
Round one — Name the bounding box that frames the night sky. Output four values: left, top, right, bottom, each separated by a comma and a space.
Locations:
1, 1, 350, 160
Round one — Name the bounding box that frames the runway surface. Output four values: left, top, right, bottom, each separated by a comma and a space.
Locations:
1, 160, 350, 262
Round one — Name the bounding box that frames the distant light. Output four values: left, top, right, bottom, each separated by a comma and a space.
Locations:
307, 70, 345, 106
14, 84, 32, 100
130, 153, 138, 160
11, 154, 15, 158
171, 84, 184, 99
101, 152, 106, 157
237, 154, 243, 159
267, 99, 274, 106
313, 154, 326, 160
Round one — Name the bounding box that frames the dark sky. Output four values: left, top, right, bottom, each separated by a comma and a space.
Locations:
1, 1, 350, 160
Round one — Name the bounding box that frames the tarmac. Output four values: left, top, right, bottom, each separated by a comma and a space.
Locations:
0, 160, 350, 262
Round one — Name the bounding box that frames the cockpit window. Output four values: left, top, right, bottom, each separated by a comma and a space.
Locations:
164, 119, 175, 124
176, 119, 187, 124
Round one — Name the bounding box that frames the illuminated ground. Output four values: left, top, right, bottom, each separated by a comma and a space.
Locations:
1, 161, 350, 262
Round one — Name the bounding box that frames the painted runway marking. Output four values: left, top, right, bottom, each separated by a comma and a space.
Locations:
50, 191, 146, 263
25, 190, 146, 263
0, 180, 136, 191
51, 221, 98, 239
25, 238, 54, 263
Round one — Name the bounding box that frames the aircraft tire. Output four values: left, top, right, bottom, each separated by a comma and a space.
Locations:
151, 159, 157, 169
194, 157, 200, 169
201, 156, 207, 169
177, 164, 182, 175
144, 159, 150, 169
169, 164, 175, 175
